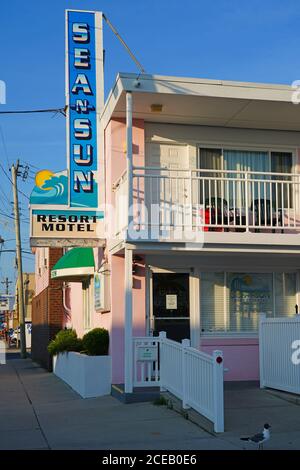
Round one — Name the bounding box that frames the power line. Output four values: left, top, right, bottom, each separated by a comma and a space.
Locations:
0, 107, 66, 116
0, 125, 10, 168
0, 250, 33, 255
22, 255, 35, 261
0, 162, 30, 200
0, 186, 10, 204
3, 238, 30, 243
0, 211, 30, 224
0, 220, 15, 233
25, 162, 41, 170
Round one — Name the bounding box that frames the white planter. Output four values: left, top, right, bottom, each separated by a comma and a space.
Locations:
53, 352, 111, 398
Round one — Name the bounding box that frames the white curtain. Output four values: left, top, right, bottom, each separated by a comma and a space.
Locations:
224, 150, 269, 208
224, 150, 269, 174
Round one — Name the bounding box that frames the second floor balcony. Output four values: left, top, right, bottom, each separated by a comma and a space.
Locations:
113, 167, 300, 247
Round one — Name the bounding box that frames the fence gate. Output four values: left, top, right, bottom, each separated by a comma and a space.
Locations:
133, 332, 224, 433
259, 315, 300, 394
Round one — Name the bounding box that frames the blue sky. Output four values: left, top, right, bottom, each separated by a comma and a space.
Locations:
1, 0, 300, 290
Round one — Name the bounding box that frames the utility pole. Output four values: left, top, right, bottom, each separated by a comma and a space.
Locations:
1, 277, 12, 295
11, 161, 26, 358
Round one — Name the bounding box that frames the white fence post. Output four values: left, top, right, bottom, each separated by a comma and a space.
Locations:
0, 340, 6, 365
182, 338, 191, 409
159, 331, 167, 392
259, 313, 266, 389
212, 350, 224, 433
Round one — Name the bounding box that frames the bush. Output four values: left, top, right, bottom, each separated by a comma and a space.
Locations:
153, 395, 168, 406
82, 328, 109, 356
47, 329, 83, 356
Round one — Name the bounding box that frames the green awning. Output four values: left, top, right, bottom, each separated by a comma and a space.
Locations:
51, 248, 95, 281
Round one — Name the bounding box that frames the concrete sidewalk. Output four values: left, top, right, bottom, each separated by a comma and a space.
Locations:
0, 355, 235, 450
1, 355, 300, 449
223, 382, 300, 450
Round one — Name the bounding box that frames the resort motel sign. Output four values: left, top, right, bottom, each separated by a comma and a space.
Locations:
29, 10, 105, 246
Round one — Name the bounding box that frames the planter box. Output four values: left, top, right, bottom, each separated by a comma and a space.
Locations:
53, 352, 111, 398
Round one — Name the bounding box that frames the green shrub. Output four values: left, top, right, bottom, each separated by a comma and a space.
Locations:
82, 328, 109, 356
153, 395, 168, 406
47, 329, 83, 356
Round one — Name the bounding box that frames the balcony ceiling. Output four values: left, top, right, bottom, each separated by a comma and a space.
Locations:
103, 73, 300, 131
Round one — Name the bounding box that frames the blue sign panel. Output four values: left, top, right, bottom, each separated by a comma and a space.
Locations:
67, 10, 98, 208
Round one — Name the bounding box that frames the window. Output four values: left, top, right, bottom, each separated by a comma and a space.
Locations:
200, 272, 297, 334
198, 148, 222, 204
274, 272, 297, 316
83, 277, 93, 331
228, 273, 272, 332
200, 272, 226, 333
197, 147, 293, 209
94, 267, 111, 313
271, 152, 293, 174
271, 152, 293, 208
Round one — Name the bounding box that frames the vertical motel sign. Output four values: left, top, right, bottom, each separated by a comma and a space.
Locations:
66, 10, 104, 208
29, 10, 104, 246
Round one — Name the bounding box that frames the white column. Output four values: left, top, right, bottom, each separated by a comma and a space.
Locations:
124, 247, 133, 393
126, 92, 133, 238
259, 312, 267, 389
190, 268, 201, 350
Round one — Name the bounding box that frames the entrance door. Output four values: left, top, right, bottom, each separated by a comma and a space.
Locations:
152, 273, 190, 342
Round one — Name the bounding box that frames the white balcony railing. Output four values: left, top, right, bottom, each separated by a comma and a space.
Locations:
114, 167, 300, 240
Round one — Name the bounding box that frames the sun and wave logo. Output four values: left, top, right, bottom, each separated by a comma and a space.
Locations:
30, 170, 68, 205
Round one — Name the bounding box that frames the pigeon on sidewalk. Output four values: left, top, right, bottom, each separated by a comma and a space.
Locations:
240, 423, 271, 450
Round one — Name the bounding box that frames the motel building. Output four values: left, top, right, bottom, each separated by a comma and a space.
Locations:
30, 12, 300, 424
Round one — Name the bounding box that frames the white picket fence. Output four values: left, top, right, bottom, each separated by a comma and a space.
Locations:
133, 332, 224, 433
259, 314, 300, 394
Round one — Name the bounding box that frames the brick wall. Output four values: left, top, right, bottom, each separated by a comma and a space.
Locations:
31, 248, 64, 370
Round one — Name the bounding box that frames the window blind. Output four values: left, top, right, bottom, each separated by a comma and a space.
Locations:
274, 272, 296, 317
200, 271, 297, 334
200, 272, 226, 333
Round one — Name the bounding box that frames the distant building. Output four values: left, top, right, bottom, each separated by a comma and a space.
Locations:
14, 272, 35, 324
12, 272, 35, 349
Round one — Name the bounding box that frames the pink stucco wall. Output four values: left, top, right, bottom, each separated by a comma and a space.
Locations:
108, 255, 146, 384
200, 338, 259, 381
67, 118, 146, 384
67, 248, 110, 338
105, 118, 146, 384
105, 118, 145, 210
